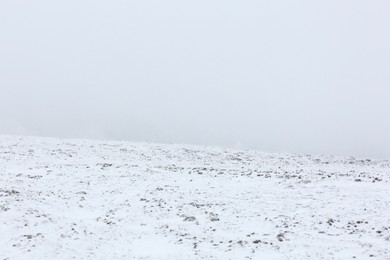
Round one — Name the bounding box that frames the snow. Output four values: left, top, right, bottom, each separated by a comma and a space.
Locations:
0, 135, 389, 259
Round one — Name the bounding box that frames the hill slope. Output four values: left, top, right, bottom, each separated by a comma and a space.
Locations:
1, 136, 389, 259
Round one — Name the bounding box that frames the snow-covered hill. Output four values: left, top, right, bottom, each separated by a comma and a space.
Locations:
0, 136, 389, 259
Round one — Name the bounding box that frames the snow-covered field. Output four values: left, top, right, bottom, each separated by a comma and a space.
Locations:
0, 136, 389, 259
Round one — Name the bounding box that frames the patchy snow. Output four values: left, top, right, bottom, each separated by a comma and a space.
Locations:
0, 135, 389, 259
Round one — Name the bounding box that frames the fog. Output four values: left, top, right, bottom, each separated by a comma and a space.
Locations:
1, 0, 389, 158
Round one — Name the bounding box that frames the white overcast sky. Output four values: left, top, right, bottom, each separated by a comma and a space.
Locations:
0, 0, 389, 158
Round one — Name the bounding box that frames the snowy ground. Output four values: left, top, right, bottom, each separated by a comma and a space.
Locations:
0, 136, 389, 260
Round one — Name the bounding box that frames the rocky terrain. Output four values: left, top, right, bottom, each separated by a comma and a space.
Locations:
0, 136, 389, 259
